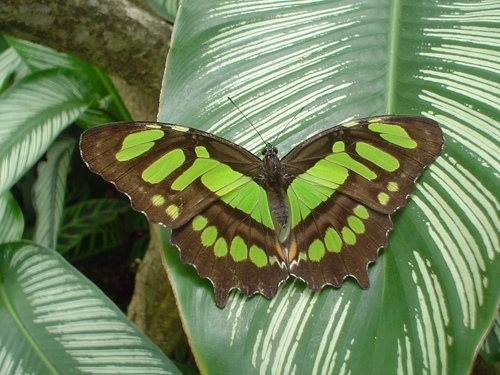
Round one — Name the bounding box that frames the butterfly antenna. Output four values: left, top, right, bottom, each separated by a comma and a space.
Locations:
228, 97, 267, 145
272, 105, 306, 146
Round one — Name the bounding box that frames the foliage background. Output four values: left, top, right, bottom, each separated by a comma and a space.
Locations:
0, 0, 498, 374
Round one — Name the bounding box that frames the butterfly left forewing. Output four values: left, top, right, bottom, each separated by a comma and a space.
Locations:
80, 122, 260, 228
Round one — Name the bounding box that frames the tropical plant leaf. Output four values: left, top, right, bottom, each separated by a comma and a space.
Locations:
5, 37, 131, 125
64, 218, 127, 262
0, 241, 181, 374
480, 311, 500, 363
6, 36, 91, 72
0, 37, 133, 247
0, 47, 21, 91
33, 138, 75, 249
147, 0, 179, 23
77, 106, 119, 129
0, 69, 97, 196
56, 199, 130, 255
156, 1, 500, 374
0, 192, 23, 243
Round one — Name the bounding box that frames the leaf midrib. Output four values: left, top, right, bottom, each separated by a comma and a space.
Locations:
386, 0, 402, 114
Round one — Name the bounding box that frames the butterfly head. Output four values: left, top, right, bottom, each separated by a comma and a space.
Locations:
261, 143, 278, 158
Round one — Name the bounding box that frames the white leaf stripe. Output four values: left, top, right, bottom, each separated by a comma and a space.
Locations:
413, 252, 449, 375
419, 70, 500, 109
433, 158, 498, 260
421, 45, 500, 74
414, 172, 497, 331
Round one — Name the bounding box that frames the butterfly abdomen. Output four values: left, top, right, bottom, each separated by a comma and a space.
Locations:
267, 187, 288, 227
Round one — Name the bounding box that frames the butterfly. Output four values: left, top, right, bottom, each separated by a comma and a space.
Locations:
80, 115, 444, 307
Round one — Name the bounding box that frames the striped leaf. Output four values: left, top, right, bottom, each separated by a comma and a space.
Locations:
0, 242, 181, 374
33, 138, 76, 249
155, 1, 500, 374
0, 192, 23, 243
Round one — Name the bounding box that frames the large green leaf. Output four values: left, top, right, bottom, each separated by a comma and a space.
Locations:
157, 0, 500, 374
0, 241, 181, 374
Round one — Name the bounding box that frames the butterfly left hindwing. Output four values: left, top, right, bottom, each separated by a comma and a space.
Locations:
172, 199, 288, 306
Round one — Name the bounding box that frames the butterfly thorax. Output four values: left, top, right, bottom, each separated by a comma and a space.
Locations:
261, 144, 290, 237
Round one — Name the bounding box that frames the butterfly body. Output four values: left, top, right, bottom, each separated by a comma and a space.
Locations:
259, 144, 290, 228
80, 115, 444, 307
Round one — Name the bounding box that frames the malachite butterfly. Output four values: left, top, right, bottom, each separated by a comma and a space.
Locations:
80, 115, 444, 307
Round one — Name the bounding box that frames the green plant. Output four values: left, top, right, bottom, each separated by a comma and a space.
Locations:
1, 0, 499, 374
0, 37, 181, 374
